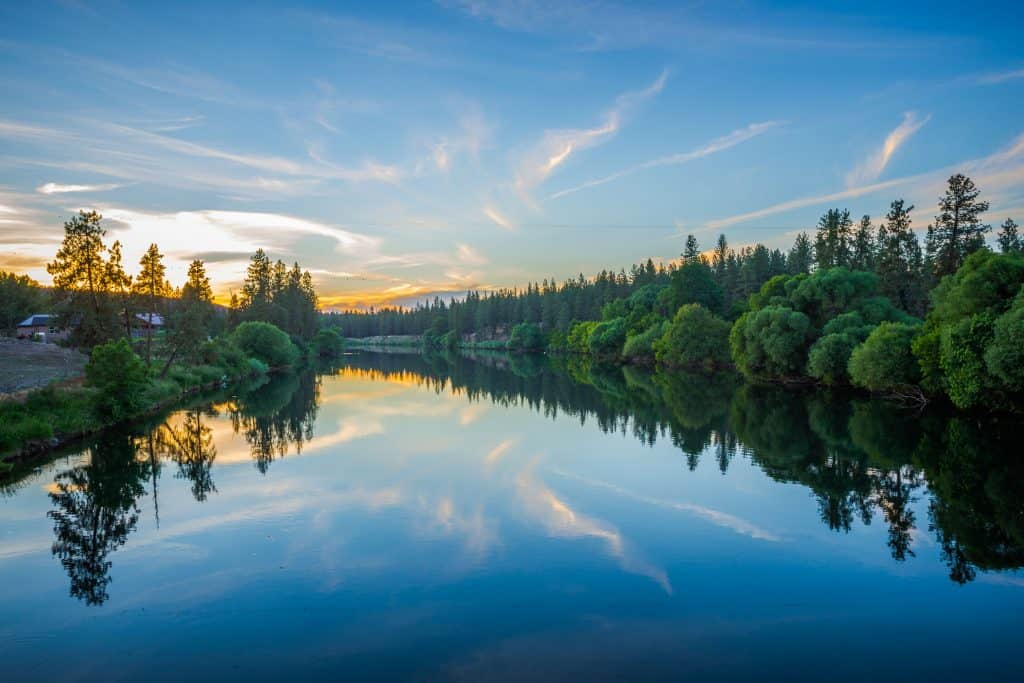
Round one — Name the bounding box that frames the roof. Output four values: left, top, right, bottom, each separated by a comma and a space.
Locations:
135, 313, 165, 326
17, 314, 53, 327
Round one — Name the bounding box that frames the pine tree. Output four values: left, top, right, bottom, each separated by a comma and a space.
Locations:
876, 199, 924, 315
996, 218, 1021, 254
712, 234, 729, 282
683, 234, 700, 262
182, 259, 213, 303
813, 208, 853, 268
851, 215, 876, 271
134, 243, 167, 364
788, 232, 813, 274
47, 210, 113, 345
104, 241, 133, 337
926, 174, 990, 277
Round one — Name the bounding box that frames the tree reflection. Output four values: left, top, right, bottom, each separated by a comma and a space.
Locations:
47, 430, 149, 605
162, 407, 218, 502
229, 371, 320, 473
343, 350, 1024, 583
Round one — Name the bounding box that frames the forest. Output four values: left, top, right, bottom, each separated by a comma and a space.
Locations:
326, 174, 1024, 412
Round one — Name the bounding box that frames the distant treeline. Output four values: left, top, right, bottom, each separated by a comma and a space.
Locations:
324, 174, 1024, 412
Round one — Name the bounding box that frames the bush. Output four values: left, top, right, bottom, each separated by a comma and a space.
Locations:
230, 321, 299, 368
849, 322, 922, 392
587, 317, 628, 357
507, 323, 544, 352
621, 321, 665, 363
807, 333, 860, 385
85, 338, 150, 420
985, 303, 1024, 392
566, 321, 598, 354
730, 305, 812, 379
313, 328, 346, 358
655, 304, 730, 370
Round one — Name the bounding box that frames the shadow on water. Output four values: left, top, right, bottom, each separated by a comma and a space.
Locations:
11, 351, 1023, 604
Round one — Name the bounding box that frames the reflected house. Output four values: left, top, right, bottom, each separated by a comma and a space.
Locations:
16, 313, 69, 341
132, 312, 165, 338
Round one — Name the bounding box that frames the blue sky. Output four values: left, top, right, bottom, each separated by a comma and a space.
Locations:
1, 0, 1022, 308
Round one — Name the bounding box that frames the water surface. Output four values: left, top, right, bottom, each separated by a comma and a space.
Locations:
2, 351, 1022, 681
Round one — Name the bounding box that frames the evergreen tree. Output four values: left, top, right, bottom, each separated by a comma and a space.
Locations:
851, 215, 876, 271
47, 210, 114, 345
926, 174, 990, 278
683, 234, 701, 262
876, 199, 925, 315
133, 243, 167, 363
788, 232, 813, 274
814, 208, 853, 268
712, 234, 729, 281
996, 218, 1021, 254
104, 241, 133, 338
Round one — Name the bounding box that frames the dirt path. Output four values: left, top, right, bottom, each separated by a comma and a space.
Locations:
0, 338, 87, 398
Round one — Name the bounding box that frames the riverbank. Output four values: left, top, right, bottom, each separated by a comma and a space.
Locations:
0, 349, 270, 471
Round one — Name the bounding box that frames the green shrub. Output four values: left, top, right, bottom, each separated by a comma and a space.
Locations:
86, 338, 150, 420
730, 305, 812, 379
807, 333, 860, 385
587, 317, 628, 357
655, 304, 730, 370
313, 328, 346, 357
621, 321, 665, 363
566, 321, 598, 354
849, 322, 922, 392
507, 323, 545, 352
985, 304, 1024, 392
230, 321, 299, 368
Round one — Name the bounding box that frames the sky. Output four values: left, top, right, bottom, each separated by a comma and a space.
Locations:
1, 0, 1022, 309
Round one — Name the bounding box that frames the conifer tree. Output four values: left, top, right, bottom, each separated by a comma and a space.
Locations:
926, 174, 990, 277
996, 218, 1021, 254
134, 243, 167, 363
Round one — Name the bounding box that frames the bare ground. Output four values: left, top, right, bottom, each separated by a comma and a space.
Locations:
0, 338, 87, 398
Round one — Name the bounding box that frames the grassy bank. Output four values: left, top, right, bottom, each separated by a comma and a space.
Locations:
0, 340, 269, 469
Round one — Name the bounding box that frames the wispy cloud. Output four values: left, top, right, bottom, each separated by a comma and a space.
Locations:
976, 67, 1024, 85
551, 120, 781, 200
705, 130, 1024, 231
514, 70, 668, 198
456, 242, 487, 265
483, 204, 515, 230
845, 112, 929, 188
36, 182, 123, 194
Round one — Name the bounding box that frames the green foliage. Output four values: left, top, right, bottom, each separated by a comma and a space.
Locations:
730, 305, 812, 379
566, 320, 598, 354
915, 250, 1024, 409
85, 339, 150, 420
621, 321, 666, 363
654, 304, 730, 370
0, 271, 46, 334
507, 322, 544, 352
313, 327, 346, 358
230, 321, 300, 368
848, 322, 922, 392
985, 302, 1024, 392
587, 317, 628, 357
807, 333, 860, 385
669, 260, 724, 314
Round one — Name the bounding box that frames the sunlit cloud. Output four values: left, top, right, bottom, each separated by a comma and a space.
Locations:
514, 70, 668, 197
36, 182, 123, 194
485, 439, 516, 465
551, 120, 782, 200
456, 242, 487, 265
483, 204, 515, 230
845, 112, 930, 188
705, 130, 1024, 231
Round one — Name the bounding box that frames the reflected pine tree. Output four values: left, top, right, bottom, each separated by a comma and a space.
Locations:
340, 349, 1023, 582
162, 407, 218, 502
229, 371, 321, 473
47, 430, 149, 605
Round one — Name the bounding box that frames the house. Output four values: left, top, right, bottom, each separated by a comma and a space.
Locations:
16, 314, 68, 341
132, 313, 165, 337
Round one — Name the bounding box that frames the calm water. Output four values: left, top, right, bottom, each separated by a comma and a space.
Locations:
2, 351, 1022, 681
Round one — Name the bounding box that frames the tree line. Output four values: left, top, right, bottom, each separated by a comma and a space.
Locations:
329, 174, 1023, 412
